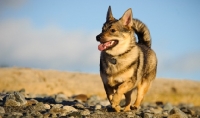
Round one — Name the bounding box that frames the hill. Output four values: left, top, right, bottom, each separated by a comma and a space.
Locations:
0, 67, 199, 105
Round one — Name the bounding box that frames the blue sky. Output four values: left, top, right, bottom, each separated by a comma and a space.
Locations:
0, 0, 200, 81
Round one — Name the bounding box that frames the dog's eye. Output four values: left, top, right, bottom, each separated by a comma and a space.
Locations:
110, 29, 116, 33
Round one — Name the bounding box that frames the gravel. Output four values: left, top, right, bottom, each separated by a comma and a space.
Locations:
0, 90, 200, 118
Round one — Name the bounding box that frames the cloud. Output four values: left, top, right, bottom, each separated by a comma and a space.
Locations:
0, 18, 199, 80
0, 19, 100, 72
166, 52, 200, 72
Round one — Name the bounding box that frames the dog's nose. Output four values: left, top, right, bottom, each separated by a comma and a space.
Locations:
96, 34, 101, 41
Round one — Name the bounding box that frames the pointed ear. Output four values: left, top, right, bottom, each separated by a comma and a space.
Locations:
120, 8, 133, 27
106, 6, 115, 21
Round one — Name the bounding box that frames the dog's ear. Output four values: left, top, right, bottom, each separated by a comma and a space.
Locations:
106, 6, 115, 21
120, 8, 133, 27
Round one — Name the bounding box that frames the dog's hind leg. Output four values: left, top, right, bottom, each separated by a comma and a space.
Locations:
123, 89, 134, 111
131, 80, 152, 110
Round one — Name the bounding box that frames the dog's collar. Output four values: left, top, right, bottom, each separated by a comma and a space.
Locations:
103, 52, 117, 65
108, 57, 117, 64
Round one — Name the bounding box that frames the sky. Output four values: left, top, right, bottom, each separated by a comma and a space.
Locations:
0, 0, 200, 81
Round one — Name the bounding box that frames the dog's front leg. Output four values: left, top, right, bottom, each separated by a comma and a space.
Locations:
103, 84, 114, 103
111, 81, 133, 112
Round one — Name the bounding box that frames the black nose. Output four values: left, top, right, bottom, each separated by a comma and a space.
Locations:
96, 34, 101, 41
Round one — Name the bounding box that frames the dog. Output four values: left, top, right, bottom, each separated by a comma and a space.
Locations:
96, 6, 157, 112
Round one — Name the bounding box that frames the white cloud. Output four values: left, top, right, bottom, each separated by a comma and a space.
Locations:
167, 52, 200, 72
0, 19, 100, 72
0, 18, 199, 80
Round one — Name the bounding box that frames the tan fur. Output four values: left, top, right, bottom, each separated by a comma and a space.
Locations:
96, 6, 157, 112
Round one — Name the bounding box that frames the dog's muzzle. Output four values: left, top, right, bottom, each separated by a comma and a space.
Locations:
96, 34, 101, 41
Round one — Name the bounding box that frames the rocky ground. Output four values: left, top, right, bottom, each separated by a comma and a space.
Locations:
0, 89, 200, 118
0, 68, 200, 118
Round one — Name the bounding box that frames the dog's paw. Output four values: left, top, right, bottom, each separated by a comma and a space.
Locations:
130, 105, 138, 110
124, 107, 131, 112
112, 105, 121, 112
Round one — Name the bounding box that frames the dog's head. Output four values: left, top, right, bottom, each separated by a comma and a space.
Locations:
96, 6, 135, 55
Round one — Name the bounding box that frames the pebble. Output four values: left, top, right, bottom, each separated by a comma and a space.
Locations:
0, 90, 200, 118
3, 91, 27, 106
95, 104, 102, 110
74, 103, 85, 109
55, 93, 68, 103
0, 106, 5, 114
80, 109, 90, 116
63, 105, 78, 113
44, 103, 51, 109
163, 102, 173, 112
169, 107, 188, 118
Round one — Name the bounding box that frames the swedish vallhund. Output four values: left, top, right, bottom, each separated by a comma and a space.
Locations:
96, 6, 157, 112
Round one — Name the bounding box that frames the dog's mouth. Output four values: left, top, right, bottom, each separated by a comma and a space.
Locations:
98, 40, 118, 51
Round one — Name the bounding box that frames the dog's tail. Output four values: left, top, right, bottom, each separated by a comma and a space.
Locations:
132, 19, 151, 48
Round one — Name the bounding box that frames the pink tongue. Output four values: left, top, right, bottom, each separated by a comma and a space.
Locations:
98, 41, 112, 51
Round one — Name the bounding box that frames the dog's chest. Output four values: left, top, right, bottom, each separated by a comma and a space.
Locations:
101, 57, 135, 87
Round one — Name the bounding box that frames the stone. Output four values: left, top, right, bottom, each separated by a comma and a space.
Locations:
180, 107, 195, 116
4, 99, 20, 106
94, 110, 104, 115
95, 104, 102, 110
99, 100, 110, 106
51, 104, 63, 108
127, 114, 135, 118
86, 95, 101, 106
134, 115, 142, 118
74, 103, 85, 109
11, 112, 23, 116
80, 109, 90, 116
73, 94, 88, 102
49, 107, 66, 116
126, 112, 136, 118
169, 107, 188, 118
14, 91, 27, 105
55, 93, 68, 103
150, 106, 163, 114
44, 104, 51, 109
34, 102, 46, 112
63, 105, 78, 113
163, 102, 173, 112
26, 99, 38, 105
162, 110, 169, 116
143, 113, 153, 118
3, 91, 27, 106
0, 106, 5, 114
